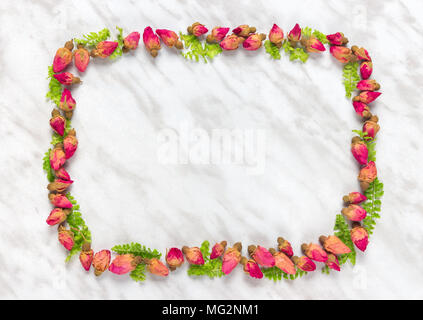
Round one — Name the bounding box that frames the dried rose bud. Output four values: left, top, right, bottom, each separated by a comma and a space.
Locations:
269, 248, 296, 275
248, 245, 275, 267
301, 243, 328, 262
93, 250, 111, 276
222, 242, 242, 275
53, 72, 81, 86
206, 27, 230, 43
210, 241, 227, 259
91, 41, 118, 58
47, 178, 73, 193
288, 23, 301, 42
358, 161, 377, 190
53, 41, 73, 73
143, 27, 161, 57
353, 91, 382, 104
156, 29, 183, 49
319, 235, 351, 255
49, 193, 73, 209
357, 80, 380, 91
343, 191, 367, 205
268, 24, 284, 47
59, 88, 76, 118
330, 46, 354, 63
54, 167, 70, 181
50, 109, 66, 136
342, 204, 367, 221
232, 25, 256, 38
363, 115, 380, 139
146, 258, 169, 276
360, 61, 373, 80
352, 101, 371, 118
74, 45, 90, 72
277, 237, 293, 257
240, 257, 263, 279
326, 32, 348, 46
46, 208, 70, 226
325, 253, 340, 271
188, 22, 208, 37
351, 45, 371, 61
50, 143, 66, 170
303, 37, 326, 53
63, 129, 78, 159
182, 246, 204, 265
351, 136, 368, 165
123, 31, 141, 50
79, 242, 94, 271
109, 254, 141, 275
351, 223, 369, 252
292, 256, 316, 272
58, 225, 74, 251
165, 247, 184, 270
220, 34, 243, 50
243, 33, 266, 51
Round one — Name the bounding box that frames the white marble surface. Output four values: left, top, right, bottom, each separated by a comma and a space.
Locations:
1, 0, 423, 299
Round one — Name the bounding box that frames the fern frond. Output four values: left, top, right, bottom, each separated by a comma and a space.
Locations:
264, 40, 281, 60
46, 66, 62, 106
282, 40, 309, 63
187, 241, 224, 278
333, 214, 356, 266
109, 26, 124, 60
42, 149, 55, 182
75, 28, 110, 47
362, 178, 384, 235
179, 33, 222, 63
111, 242, 162, 259
343, 61, 360, 98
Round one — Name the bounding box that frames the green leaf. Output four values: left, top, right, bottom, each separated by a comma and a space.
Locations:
109, 26, 124, 60
333, 214, 356, 266
130, 263, 147, 282
187, 241, 225, 278
363, 178, 384, 235
46, 66, 62, 106
42, 149, 55, 182
75, 28, 110, 47
282, 40, 309, 63
343, 61, 360, 98
264, 40, 281, 60
111, 242, 161, 259
179, 33, 222, 63
262, 266, 307, 282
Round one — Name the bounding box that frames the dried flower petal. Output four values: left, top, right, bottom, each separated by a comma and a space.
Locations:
343, 192, 367, 205
49, 193, 73, 209
320, 235, 351, 255
146, 258, 169, 276
277, 237, 294, 257
342, 204, 367, 221
351, 223, 369, 252
353, 91, 382, 104
50, 109, 66, 136
330, 46, 354, 63
165, 247, 184, 270
54, 168, 71, 181
182, 246, 204, 265
143, 26, 161, 57
292, 256, 316, 272
269, 248, 296, 275
358, 161, 377, 190
248, 245, 275, 267
210, 241, 227, 259
351, 46, 371, 61
53, 42, 73, 73
325, 253, 341, 271
232, 25, 256, 38
352, 101, 371, 118
74, 45, 90, 72
288, 24, 301, 42
357, 79, 380, 91
206, 27, 230, 43
47, 179, 73, 193
156, 29, 182, 49
93, 250, 111, 276
301, 243, 328, 262
59, 88, 76, 117
351, 136, 368, 165
123, 32, 141, 50
92, 41, 118, 58
222, 242, 242, 275
53, 72, 81, 86
109, 254, 140, 275
243, 34, 266, 51
268, 24, 284, 46
188, 22, 208, 37
240, 257, 263, 279
220, 34, 242, 50
79, 242, 94, 271
360, 61, 373, 80
58, 225, 74, 251
50, 143, 66, 170
63, 129, 78, 159
304, 37, 326, 53
46, 208, 70, 226
326, 32, 348, 46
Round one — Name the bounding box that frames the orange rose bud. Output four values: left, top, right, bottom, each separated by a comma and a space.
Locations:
343, 191, 367, 205
220, 34, 243, 50
342, 204, 367, 221
319, 235, 351, 255
326, 32, 348, 46
47, 178, 73, 193
165, 247, 184, 270
277, 237, 293, 257
240, 257, 263, 279
222, 242, 242, 275
146, 258, 169, 276
210, 241, 227, 259
46, 208, 70, 226
301, 243, 328, 262
79, 242, 94, 271
351, 45, 371, 61
248, 245, 275, 267
63, 129, 78, 159
53, 72, 81, 86
232, 25, 256, 38
156, 29, 182, 49
288, 23, 301, 42
53, 40, 73, 73
187, 22, 208, 37
358, 161, 377, 190
268, 24, 284, 47
182, 246, 204, 265
54, 167, 71, 181
74, 44, 90, 72
243, 33, 266, 51
351, 222, 369, 252
58, 225, 74, 251
292, 255, 316, 272
206, 27, 230, 43
93, 250, 111, 276
352, 101, 371, 118
50, 143, 66, 170
360, 61, 373, 79
363, 115, 380, 139
325, 253, 341, 271
351, 136, 368, 165
123, 31, 141, 50
357, 79, 380, 91
91, 41, 118, 58
49, 193, 73, 209
50, 109, 66, 136
59, 88, 76, 119
269, 248, 296, 275
143, 26, 161, 57
330, 45, 355, 63
109, 254, 141, 275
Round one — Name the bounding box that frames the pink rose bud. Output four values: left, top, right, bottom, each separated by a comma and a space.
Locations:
351, 223, 369, 252
188, 22, 208, 37
352, 101, 371, 118
248, 245, 275, 267
53, 72, 81, 86
222, 242, 242, 275
47, 178, 73, 193
269, 248, 296, 275
79, 242, 94, 271
49, 193, 73, 209
59, 88, 76, 118
277, 237, 294, 257
53, 41, 74, 73
360, 61, 373, 79
319, 235, 351, 255
146, 258, 169, 276
304, 37, 326, 53
182, 246, 204, 265
326, 32, 348, 46
351, 136, 368, 165
206, 27, 230, 43
210, 241, 227, 259
93, 250, 111, 276
220, 34, 242, 50
330, 46, 354, 63
268, 24, 284, 46
123, 31, 141, 50
109, 254, 141, 275
357, 80, 380, 91
351, 46, 371, 61
343, 191, 367, 205
143, 27, 161, 57
358, 161, 377, 190
49, 109, 66, 136
232, 25, 256, 38
74, 45, 90, 72
240, 257, 263, 279
46, 208, 70, 226
288, 23, 301, 42
50, 143, 66, 170
353, 91, 382, 104
156, 29, 183, 49
91, 41, 118, 58
301, 243, 328, 262
243, 33, 266, 51
342, 204, 367, 221
325, 253, 341, 271
54, 167, 71, 181
292, 256, 316, 272
363, 115, 380, 139
165, 247, 184, 270
58, 225, 74, 251
63, 129, 78, 159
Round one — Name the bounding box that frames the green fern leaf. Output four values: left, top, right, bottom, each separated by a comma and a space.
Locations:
343, 61, 360, 98
75, 28, 110, 47
264, 40, 281, 60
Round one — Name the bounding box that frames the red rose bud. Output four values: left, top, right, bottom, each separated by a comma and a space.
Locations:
269, 248, 296, 275
79, 242, 94, 271
326, 32, 348, 46
319, 235, 351, 255
351, 45, 371, 61
53, 72, 81, 86
156, 29, 183, 49
187, 22, 208, 37
358, 161, 377, 190
46, 208, 70, 226
288, 23, 301, 42
360, 61, 373, 79
353, 91, 382, 104
363, 115, 380, 139
330, 46, 354, 63
74, 45, 90, 72
91, 41, 118, 58
301, 243, 328, 262
182, 246, 204, 265
357, 80, 380, 91
351, 222, 369, 252
206, 27, 230, 43
325, 253, 341, 271
54, 167, 71, 181
49, 109, 66, 136
243, 34, 266, 51
146, 258, 169, 276
352, 101, 371, 118
50, 143, 66, 170
342, 204, 367, 221
232, 25, 256, 38
123, 31, 141, 50
220, 35, 243, 50
47, 179, 73, 193
277, 237, 294, 257
292, 255, 316, 272
248, 245, 275, 267
351, 136, 368, 165
210, 241, 227, 259
109, 254, 141, 275
268, 24, 284, 47
58, 225, 74, 251
53, 40, 74, 73
304, 37, 326, 53
165, 247, 184, 270
240, 257, 263, 279
93, 250, 111, 276
343, 191, 367, 205
49, 193, 73, 209
222, 242, 242, 275
143, 27, 161, 57
59, 88, 76, 119
63, 129, 78, 159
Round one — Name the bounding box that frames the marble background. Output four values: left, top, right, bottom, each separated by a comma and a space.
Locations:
1, 0, 423, 299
